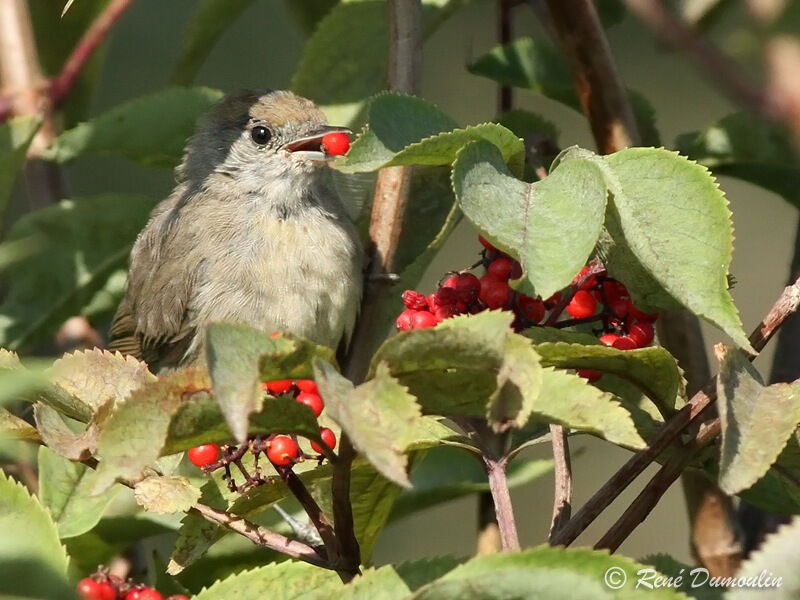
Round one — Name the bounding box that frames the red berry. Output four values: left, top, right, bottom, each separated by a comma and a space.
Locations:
311, 427, 337, 454
401, 289, 428, 310
77, 578, 109, 600
267, 436, 299, 466
396, 308, 416, 331
573, 266, 598, 290
296, 379, 318, 394
321, 131, 350, 156
517, 294, 546, 323
612, 336, 638, 351
479, 276, 511, 309
126, 589, 142, 600
479, 235, 496, 251
137, 588, 163, 600
609, 296, 631, 319
411, 310, 438, 329
628, 304, 658, 322
297, 391, 324, 417
454, 273, 481, 303
599, 333, 619, 346
187, 444, 219, 467
433, 286, 458, 306
544, 291, 562, 309
566, 290, 597, 319
488, 257, 514, 280
577, 369, 602, 382
628, 321, 655, 347
434, 304, 459, 322
263, 379, 293, 395
442, 275, 460, 289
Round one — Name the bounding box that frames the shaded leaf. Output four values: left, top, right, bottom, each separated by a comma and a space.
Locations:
488, 333, 542, 431
716, 346, 800, 495
37, 445, 119, 538
314, 361, 422, 487
283, 0, 338, 34
0, 194, 157, 351
453, 140, 607, 300
331, 557, 462, 600
0, 117, 40, 227
34, 400, 113, 461
41, 87, 224, 167
0, 407, 40, 442
641, 554, 723, 600
0, 471, 72, 599
134, 475, 202, 514
735, 434, 800, 515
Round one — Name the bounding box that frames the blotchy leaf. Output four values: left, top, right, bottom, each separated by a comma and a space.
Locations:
191, 561, 341, 600
0, 406, 40, 441
50, 349, 155, 412
533, 367, 645, 449
0, 194, 157, 351
716, 345, 800, 495
315, 361, 422, 488
38, 446, 120, 538
727, 516, 800, 600
171, 0, 257, 85
603, 148, 751, 351
453, 140, 607, 299
41, 87, 223, 167
93, 368, 212, 493
34, 400, 114, 461
0, 117, 40, 227
134, 475, 201, 514
0, 471, 72, 599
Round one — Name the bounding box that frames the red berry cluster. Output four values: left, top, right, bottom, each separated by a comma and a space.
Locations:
396, 236, 659, 384
186, 379, 336, 489
77, 573, 188, 600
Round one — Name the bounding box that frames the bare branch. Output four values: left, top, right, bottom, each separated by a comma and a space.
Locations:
484, 456, 520, 550
548, 424, 572, 540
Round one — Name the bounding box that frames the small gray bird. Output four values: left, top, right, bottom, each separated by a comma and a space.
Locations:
108, 90, 364, 372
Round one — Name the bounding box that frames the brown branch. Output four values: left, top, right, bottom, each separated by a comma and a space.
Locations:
551, 274, 800, 547
484, 456, 520, 550
49, 0, 136, 107
548, 423, 572, 540
543, 0, 640, 152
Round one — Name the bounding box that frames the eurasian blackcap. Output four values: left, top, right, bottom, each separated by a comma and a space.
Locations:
108, 90, 364, 372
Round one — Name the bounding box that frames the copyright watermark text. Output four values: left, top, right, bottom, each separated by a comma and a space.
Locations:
603, 567, 782, 591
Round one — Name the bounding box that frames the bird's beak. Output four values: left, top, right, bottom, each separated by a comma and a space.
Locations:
281, 126, 352, 161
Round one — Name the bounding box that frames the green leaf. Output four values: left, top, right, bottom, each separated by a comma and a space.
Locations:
676, 112, 800, 208
37, 445, 120, 538
453, 140, 607, 299
716, 346, 800, 495
206, 323, 334, 443
411, 546, 686, 599
0, 406, 40, 441
192, 561, 342, 600
726, 516, 800, 599
0, 117, 40, 227
0, 470, 72, 599
641, 554, 723, 600
534, 367, 645, 449
330, 557, 462, 600
93, 368, 212, 493
41, 87, 224, 167
34, 401, 110, 460
283, 0, 338, 34
134, 475, 201, 514
314, 361, 423, 487
533, 342, 686, 417
0, 194, 157, 351
468, 37, 660, 146
488, 333, 542, 431
171, 0, 257, 85
603, 148, 751, 351
334, 92, 458, 173
735, 434, 800, 514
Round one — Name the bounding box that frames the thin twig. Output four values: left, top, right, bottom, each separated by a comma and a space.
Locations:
484, 456, 520, 550
551, 275, 800, 547
548, 423, 572, 540
49, 0, 136, 107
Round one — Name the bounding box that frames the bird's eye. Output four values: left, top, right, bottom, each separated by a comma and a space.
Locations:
250, 125, 272, 145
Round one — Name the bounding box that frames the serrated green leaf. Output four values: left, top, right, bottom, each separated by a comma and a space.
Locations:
0, 407, 40, 442
411, 546, 687, 599
726, 516, 800, 599
0, 470, 72, 599
734, 434, 800, 514
168, 479, 229, 575
453, 140, 607, 299
206, 323, 334, 443
93, 368, 212, 493
676, 111, 800, 208
50, 348, 155, 412
534, 342, 685, 417
192, 560, 342, 600
488, 333, 542, 431
41, 87, 224, 167
334, 92, 458, 173
325, 557, 462, 600
38, 445, 119, 538
171, 0, 257, 85
534, 367, 645, 449
134, 475, 201, 514
603, 148, 750, 351
468, 37, 660, 146
0, 194, 157, 351
640, 554, 723, 600
314, 361, 422, 487
716, 346, 800, 494
34, 399, 112, 460
0, 117, 41, 227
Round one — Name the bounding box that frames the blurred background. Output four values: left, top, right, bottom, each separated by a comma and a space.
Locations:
7, 0, 797, 570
